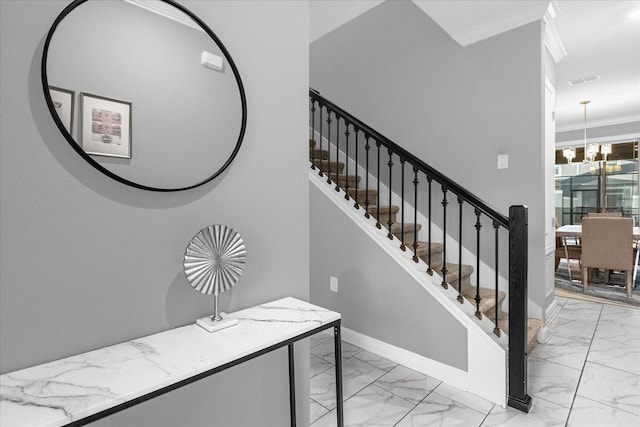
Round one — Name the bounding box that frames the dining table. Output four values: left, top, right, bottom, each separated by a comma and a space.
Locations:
556, 224, 640, 283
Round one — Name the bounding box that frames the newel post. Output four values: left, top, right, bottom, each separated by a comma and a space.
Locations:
507, 205, 532, 413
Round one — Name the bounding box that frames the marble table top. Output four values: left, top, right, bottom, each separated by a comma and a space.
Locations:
0, 297, 340, 427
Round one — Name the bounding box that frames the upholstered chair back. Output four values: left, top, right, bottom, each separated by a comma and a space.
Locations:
581, 217, 633, 271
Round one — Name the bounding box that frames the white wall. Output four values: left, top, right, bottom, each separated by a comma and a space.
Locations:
309, 0, 383, 43
310, 0, 547, 319
556, 121, 640, 145
0, 1, 310, 425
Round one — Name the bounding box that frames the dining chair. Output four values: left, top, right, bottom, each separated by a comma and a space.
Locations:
587, 212, 623, 217
581, 216, 634, 297
555, 218, 581, 280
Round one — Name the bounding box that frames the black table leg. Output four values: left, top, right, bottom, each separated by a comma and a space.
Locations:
288, 343, 296, 427
334, 325, 344, 427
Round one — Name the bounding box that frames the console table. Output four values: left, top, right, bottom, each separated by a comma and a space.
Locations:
0, 297, 343, 427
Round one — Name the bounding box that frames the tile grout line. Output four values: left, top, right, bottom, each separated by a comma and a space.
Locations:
310, 346, 392, 423
392, 386, 439, 426
586, 358, 640, 378
565, 302, 604, 425
570, 393, 640, 418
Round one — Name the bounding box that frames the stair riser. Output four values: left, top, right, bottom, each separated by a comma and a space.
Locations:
332, 175, 360, 189
309, 149, 328, 160
380, 214, 398, 224
443, 273, 472, 289
418, 253, 443, 272
349, 190, 378, 206
369, 212, 397, 224
393, 231, 421, 246
486, 310, 505, 323
313, 159, 345, 175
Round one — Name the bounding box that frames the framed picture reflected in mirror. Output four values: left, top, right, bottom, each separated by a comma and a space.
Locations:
49, 86, 75, 135
80, 92, 132, 159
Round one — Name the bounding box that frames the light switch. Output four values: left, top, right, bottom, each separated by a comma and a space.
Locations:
497, 154, 509, 169
330, 276, 338, 292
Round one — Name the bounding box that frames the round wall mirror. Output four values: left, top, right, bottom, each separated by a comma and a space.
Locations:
42, 0, 247, 191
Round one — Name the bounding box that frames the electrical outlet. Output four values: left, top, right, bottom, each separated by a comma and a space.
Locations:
330, 276, 338, 292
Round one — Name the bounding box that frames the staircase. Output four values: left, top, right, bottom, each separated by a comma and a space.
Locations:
309, 87, 545, 412
310, 139, 543, 355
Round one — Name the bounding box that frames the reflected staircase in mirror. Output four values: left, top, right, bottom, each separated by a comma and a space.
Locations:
308, 89, 543, 413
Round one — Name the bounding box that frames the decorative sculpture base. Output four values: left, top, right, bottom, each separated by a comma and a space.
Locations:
196, 313, 238, 333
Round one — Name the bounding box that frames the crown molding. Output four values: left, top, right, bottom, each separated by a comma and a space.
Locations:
556, 114, 640, 133
124, 0, 203, 32
544, 22, 567, 63
451, 3, 549, 47
555, 133, 640, 148
543, 1, 566, 63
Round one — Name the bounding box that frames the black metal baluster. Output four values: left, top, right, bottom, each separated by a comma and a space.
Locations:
318, 105, 323, 177
493, 220, 501, 337
335, 115, 340, 191
427, 175, 433, 275
376, 141, 382, 229
310, 100, 316, 170
326, 111, 332, 184
412, 167, 419, 263
400, 159, 406, 251
344, 122, 351, 200
457, 196, 464, 304
354, 128, 360, 209
441, 185, 449, 289
474, 209, 483, 320
364, 135, 371, 218
387, 149, 394, 239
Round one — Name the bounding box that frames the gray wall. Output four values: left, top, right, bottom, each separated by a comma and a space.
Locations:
310, 182, 468, 371
310, 0, 546, 317
0, 1, 310, 425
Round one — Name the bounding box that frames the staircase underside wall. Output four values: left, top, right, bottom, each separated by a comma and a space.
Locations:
310, 178, 469, 370
310, 174, 508, 405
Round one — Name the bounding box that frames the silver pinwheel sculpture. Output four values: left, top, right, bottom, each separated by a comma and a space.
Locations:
184, 225, 247, 332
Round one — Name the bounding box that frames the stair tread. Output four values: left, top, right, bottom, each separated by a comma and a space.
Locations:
348, 188, 378, 195
498, 316, 544, 354
326, 173, 361, 183
411, 241, 444, 255
313, 159, 344, 167
309, 149, 329, 160
388, 223, 421, 233
439, 262, 474, 278
367, 205, 400, 215
460, 286, 506, 313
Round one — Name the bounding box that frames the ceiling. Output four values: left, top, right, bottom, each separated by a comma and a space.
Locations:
310, 0, 640, 135
552, 1, 640, 131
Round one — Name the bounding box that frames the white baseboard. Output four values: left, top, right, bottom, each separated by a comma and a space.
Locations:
340, 326, 506, 407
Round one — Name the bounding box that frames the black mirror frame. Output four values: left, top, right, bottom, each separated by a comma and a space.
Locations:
42, 0, 247, 192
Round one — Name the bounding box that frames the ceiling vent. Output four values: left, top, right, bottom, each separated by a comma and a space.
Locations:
568, 74, 601, 86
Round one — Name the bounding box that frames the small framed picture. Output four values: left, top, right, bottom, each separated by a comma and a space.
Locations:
80, 92, 132, 158
49, 86, 75, 135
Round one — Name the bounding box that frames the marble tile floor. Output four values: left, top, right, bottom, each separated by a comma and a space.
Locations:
309, 297, 640, 426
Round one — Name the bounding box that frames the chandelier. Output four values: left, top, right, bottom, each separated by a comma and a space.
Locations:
563, 100, 612, 164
